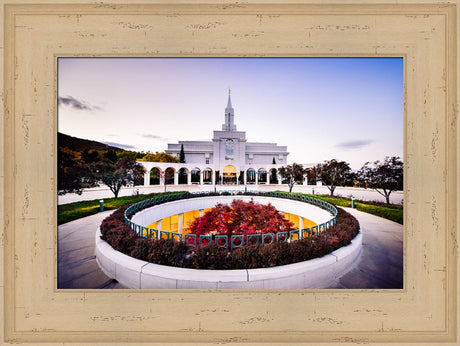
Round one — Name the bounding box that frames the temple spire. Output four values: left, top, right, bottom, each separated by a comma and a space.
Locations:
222, 88, 236, 131
226, 87, 232, 109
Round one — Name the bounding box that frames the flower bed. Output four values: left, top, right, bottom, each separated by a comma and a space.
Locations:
100, 204, 359, 270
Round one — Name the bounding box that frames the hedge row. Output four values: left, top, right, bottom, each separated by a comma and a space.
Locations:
100, 205, 360, 270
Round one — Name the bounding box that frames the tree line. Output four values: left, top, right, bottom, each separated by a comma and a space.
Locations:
278, 156, 403, 204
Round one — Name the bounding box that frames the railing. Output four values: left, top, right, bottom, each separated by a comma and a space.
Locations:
124, 191, 338, 251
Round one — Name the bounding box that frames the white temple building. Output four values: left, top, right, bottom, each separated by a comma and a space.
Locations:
138, 90, 289, 186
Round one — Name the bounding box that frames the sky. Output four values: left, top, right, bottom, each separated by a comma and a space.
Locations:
58, 57, 403, 170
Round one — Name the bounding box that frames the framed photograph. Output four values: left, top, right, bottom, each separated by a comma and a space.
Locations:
56, 56, 404, 291
1, 0, 458, 344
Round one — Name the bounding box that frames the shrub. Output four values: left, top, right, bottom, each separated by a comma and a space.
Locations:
147, 239, 189, 267
229, 244, 268, 269
102, 226, 137, 252
190, 245, 230, 269
130, 238, 154, 261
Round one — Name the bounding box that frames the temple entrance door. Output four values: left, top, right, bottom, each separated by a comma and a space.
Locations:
223, 165, 237, 185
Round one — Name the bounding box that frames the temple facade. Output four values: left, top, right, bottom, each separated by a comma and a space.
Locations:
138, 90, 289, 186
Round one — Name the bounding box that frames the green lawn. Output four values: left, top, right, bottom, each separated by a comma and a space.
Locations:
58, 191, 185, 225
59, 189, 403, 226
289, 192, 404, 224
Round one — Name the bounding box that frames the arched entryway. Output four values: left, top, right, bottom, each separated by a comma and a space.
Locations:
191, 168, 201, 184
164, 167, 175, 185
149, 167, 161, 185
203, 168, 213, 184
223, 165, 237, 185
178, 168, 188, 184
258, 168, 268, 184
246, 168, 256, 184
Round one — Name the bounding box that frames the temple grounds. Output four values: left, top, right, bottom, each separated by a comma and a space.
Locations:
58, 186, 403, 289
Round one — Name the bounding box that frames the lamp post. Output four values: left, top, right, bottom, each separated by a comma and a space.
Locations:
99, 199, 104, 212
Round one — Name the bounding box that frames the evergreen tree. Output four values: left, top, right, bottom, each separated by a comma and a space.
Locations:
179, 144, 185, 163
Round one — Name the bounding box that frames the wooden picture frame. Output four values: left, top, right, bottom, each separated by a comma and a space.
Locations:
1, 0, 458, 344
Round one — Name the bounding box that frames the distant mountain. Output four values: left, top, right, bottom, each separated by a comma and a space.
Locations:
58, 132, 124, 152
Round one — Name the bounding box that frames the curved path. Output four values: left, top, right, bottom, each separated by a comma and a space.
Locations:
58, 208, 403, 289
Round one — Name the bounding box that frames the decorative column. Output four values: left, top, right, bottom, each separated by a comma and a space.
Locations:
255, 171, 259, 185
277, 173, 282, 185
144, 170, 150, 186
303, 174, 308, 186
211, 171, 215, 185
174, 171, 179, 185
244, 170, 247, 185
187, 172, 192, 185
178, 213, 183, 235
200, 172, 204, 185
160, 172, 165, 186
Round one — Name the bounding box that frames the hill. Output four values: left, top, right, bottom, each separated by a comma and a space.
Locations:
58, 132, 124, 152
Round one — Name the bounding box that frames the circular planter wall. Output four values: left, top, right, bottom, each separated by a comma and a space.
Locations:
95, 229, 362, 289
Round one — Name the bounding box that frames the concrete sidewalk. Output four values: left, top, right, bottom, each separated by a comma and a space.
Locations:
58, 184, 404, 205
326, 208, 403, 289
58, 210, 125, 289
57, 208, 403, 289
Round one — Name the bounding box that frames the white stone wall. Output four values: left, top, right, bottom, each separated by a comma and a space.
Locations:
131, 195, 334, 228
95, 230, 362, 289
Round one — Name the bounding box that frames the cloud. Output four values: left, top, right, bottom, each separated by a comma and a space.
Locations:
138, 133, 169, 141
103, 141, 137, 150
58, 96, 101, 111
335, 139, 374, 150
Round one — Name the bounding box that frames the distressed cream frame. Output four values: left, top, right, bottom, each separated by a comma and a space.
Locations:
1, 0, 458, 344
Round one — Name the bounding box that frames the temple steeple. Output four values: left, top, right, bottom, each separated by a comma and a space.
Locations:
222, 88, 236, 131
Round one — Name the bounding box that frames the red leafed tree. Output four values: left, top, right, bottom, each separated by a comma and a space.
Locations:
188, 199, 294, 237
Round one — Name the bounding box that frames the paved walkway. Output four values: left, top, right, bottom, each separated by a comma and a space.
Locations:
326, 208, 403, 289
58, 208, 403, 289
58, 184, 404, 205
58, 210, 125, 288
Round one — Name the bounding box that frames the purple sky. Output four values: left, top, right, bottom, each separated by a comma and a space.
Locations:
58, 57, 403, 169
